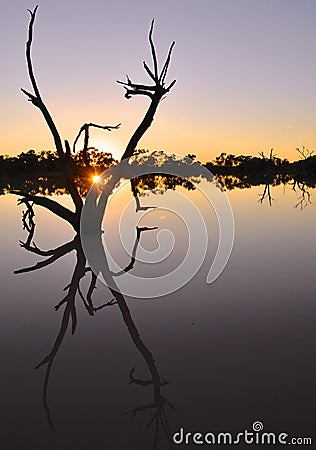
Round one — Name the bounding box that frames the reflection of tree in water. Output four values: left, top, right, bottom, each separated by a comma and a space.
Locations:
258, 183, 274, 206
292, 180, 312, 210
15, 200, 174, 446
12, 6, 180, 448
213, 174, 313, 209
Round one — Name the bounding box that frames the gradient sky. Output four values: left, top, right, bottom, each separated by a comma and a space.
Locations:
1, 0, 316, 162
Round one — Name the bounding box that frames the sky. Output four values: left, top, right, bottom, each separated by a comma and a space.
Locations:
1, 0, 316, 163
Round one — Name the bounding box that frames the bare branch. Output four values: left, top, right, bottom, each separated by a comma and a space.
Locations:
119, 21, 176, 160
258, 184, 274, 206
73, 122, 121, 154
111, 226, 158, 276
293, 180, 312, 209
35, 304, 72, 370
19, 227, 74, 257
23, 6, 64, 158
11, 191, 78, 230
21, 87, 40, 106
18, 198, 35, 248
70, 305, 77, 334
129, 367, 169, 387
87, 122, 121, 131
14, 239, 76, 274
124, 88, 154, 100
93, 298, 117, 311
159, 41, 175, 85
117, 79, 156, 91
165, 79, 176, 92
143, 60, 157, 82
35, 302, 73, 430
149, 19, 158, 81
26, 6, 40, 97
35, 240, 87, 428
296, 146, 314, 160
84, 272, 97, 314
65, 139, 71, 158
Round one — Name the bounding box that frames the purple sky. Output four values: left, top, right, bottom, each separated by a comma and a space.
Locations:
1, 0, 316, 161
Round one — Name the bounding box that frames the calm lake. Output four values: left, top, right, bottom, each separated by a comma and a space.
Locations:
1, 180, 315, 449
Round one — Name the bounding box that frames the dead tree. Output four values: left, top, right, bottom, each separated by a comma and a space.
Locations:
296, 146, 314, 160
17, 5, 120, 230
14, 6, 176, 442
118, 19, 176, 161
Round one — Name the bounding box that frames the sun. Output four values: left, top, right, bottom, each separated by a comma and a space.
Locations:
93, 175, 101, 183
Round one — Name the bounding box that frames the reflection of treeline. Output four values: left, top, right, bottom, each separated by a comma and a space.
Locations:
0, 148, 118, 196
1, 148, 316, 196
206, 149, 316, 190
0, 149, 199, 196
132, 174, 195, 195
0, 173, 101, 197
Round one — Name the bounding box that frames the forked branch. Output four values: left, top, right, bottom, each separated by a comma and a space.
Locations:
118, 19, 176, 160
258, 183, 274, 206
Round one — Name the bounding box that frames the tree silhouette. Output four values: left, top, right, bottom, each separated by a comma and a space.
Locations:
13, 6, 177, 447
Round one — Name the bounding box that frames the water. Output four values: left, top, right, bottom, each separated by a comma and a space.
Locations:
1, 181, 315, 449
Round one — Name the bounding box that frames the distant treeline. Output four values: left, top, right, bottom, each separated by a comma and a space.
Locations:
0, 148, 118, 175
0, 148, 316, 195
205, 149, 316, 190
1, 147, 315, 175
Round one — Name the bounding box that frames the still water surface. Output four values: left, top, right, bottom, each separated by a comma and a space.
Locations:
1, 182, 315, 449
